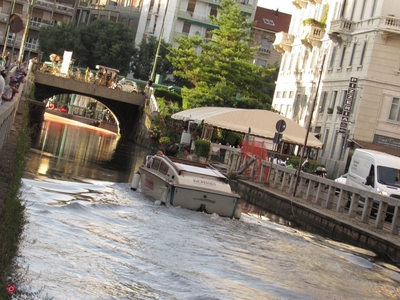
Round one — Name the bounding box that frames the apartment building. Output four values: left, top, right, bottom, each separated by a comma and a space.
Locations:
251, 7, 291, 68
0, 0, 76, 62
134, 0, 258, 46
272, 0, 400, 177
0, 0, 144, 63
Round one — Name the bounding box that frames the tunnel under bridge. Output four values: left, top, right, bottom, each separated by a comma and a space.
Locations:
33, 71, 147, 140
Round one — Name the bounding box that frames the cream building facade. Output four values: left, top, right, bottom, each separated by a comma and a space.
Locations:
272, 0, 400, 178
134, 0, 258, 46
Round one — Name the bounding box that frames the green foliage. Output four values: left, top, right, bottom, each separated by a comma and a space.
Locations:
39, 19, 137, 74
159, 136, 171, 145
0, 104, 31, 299
168, 0, 276, 109
130, 37, 174, 81
154, 88, 182, 106
302, 18, 326, 29
194, 140, 211, 158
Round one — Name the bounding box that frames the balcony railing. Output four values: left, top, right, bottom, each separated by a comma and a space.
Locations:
30, 20, 50, 29
35, 0, 74, 14
273, 32, 294, 53
259, 47, 271, 54
302, 24, 325, 49
379, 15, 400, 40
329, 19, 355, 35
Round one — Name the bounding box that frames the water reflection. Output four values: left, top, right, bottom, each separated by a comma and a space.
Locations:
26, 113, 145, 182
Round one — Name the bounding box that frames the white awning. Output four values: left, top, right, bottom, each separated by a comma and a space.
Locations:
171, 107, 323, 149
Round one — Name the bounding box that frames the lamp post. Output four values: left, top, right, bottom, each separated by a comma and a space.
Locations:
1, 0, 17, 67
150, 27, 164, 82
18, 0, 35, 62
293, 54, 326, 197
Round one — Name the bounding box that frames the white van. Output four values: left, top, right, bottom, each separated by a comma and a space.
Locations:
346, 149, 400, 199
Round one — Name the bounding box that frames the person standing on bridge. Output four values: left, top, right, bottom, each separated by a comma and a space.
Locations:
1, 77, 18, 103
0, 69, 6, 98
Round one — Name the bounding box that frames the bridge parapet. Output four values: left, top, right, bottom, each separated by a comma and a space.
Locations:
33, 72, 146, 106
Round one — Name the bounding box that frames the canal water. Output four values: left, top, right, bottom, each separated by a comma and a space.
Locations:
14, 114, 400, 299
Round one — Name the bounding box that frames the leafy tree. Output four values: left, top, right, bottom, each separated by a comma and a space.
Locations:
168, 0, 276, 109
39, 19, 137, 74
130, 36, 174, 81
38, 21, 79, 60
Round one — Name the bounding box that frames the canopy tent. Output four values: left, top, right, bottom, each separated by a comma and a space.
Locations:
171, 107, 323, 149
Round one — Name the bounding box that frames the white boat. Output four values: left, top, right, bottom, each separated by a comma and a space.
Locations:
131, 155, 241, 219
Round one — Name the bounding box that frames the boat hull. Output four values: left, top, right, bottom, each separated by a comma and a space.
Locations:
139, 167, 240, 218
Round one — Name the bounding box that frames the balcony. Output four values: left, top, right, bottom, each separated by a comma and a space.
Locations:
301, 21, 325, 49
328, 18, 355, 45
378, 15, 400, 41
292, 0, 307, 10
30, 20, 50, 29
259, 47, 271, 54
273, 32, 294, 53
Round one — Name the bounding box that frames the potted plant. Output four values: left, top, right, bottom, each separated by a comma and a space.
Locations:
336, 106, 343, 114
327, 107, 333, 114
302, 18, 326, 29
194, 139, 211, 163
159, 136, 171, 146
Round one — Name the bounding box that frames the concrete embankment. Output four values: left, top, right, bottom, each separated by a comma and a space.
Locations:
232, 179, 400, 263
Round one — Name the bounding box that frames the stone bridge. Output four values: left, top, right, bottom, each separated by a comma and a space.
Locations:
33, 71, 147, 140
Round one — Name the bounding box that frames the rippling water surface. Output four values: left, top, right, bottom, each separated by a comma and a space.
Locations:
17, 177, 400, 299
15, 114, 400, 299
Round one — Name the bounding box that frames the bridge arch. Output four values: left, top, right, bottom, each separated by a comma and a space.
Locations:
33, 71, 146, 140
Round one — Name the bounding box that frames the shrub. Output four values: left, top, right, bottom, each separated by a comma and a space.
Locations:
194, 140, 211, 158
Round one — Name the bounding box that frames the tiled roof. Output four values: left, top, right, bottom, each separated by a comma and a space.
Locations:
254, 7, 292, 33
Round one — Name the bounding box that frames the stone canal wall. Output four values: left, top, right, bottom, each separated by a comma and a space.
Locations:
232, 179, 400, 263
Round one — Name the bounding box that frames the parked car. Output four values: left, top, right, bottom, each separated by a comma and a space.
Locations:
116, 80, 139, 93
334, 173, 348, 195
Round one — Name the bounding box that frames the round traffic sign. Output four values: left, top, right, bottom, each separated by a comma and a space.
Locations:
276, 119, 286, 133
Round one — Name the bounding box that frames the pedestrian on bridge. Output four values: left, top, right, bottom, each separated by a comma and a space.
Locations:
1, 78, 18, 103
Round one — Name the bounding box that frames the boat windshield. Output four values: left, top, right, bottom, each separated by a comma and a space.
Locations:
377, 166, 400, 187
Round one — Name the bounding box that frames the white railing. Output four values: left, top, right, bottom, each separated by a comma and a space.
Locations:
243, 160, 400, 235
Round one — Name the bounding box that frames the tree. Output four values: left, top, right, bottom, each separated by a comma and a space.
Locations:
168, 0, 276, 109
39, 19, 137, 74
38, 21, 79, 60
130, 36, 174, 81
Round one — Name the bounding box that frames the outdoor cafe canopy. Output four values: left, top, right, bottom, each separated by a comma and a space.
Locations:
171, 107, 323, 149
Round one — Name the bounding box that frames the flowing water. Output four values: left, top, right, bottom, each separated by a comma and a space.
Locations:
13, 113, 400, 299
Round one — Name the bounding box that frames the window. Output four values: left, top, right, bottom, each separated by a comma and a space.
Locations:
319, 91, 328, 113
151, 158, 161, 170
330, 131, 339, 159
321, 129, 329, 157
359, 41, 367, 65
255, 59, 267, 66
282, 91, 287, 98
330, 91, 338, 108
159, 162, 169, 175
329, 45, 337, 69
339, 46, 346, 68
292, 94, 301, 118
389, 97, 400, 122
182, 22, 191, 35
187, 0, 195, 13
370, 0, 377, 17
349, 42, 356, 66
360, 0, 366, 19
260, 39, 270, 53
263, 18, 275, 26
205, 28, 212, 39
340, 90, 348, 108
276, 91, 281, 98
210, 7, 217, 17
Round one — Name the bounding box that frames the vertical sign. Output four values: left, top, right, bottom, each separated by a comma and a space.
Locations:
339, 77, 357, 134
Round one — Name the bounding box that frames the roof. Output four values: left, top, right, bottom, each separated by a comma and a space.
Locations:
254, 7, 292, 33
171, 107, 323, 149
353, 139, 400, 158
